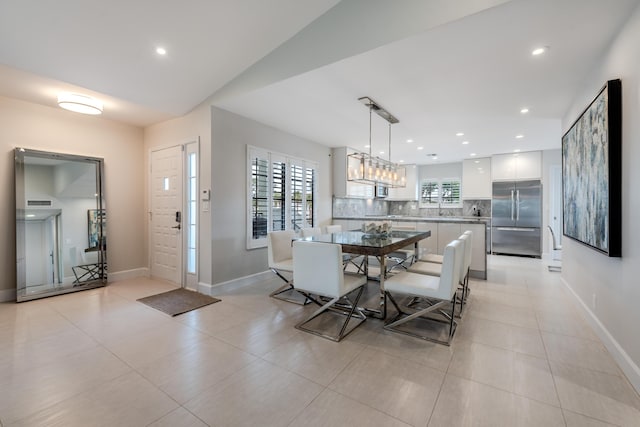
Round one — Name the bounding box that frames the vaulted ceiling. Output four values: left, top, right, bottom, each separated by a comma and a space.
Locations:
1, 0, 638, 163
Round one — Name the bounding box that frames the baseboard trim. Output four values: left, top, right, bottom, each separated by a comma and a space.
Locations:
108, 268, 149, 283
203, 270, 273, 295
197, 282, 213, 295
0, 288, 17, 303
561, 277, 640, 394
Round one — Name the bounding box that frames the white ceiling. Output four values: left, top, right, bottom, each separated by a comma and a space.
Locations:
1, 0, 638, 164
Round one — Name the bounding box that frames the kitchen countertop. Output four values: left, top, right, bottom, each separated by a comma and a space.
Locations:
334, 215, 491, 225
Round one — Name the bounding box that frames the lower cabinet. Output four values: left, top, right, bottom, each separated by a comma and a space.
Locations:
438, 223, 461, 254
416, 222, 438, 257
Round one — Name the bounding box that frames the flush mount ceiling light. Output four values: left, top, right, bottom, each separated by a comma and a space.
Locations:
520, 108, 529, 114
347, 96, 406, 188
531, 46, 548, 56
57, 93, 103, 115
156, 46, 167, 55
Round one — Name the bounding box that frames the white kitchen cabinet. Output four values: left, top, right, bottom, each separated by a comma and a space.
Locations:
491, 151, 541, 181
332, 147, 374, 198
437, 223, 461, 255
463, 223, 487, 273
416, 222, 438, 257
387, 164, 418, 200
462, 157, 492, 199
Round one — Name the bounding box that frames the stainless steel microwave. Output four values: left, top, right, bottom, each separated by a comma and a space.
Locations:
375, 185, 388, 198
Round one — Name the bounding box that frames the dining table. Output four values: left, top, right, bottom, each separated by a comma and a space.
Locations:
300, 229, 431, 318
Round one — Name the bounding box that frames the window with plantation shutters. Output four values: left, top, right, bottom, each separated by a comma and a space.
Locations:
247, 146, 318, 249
419, 178, 462, 208
441, 179, 461, 205
420, 180, 440, 206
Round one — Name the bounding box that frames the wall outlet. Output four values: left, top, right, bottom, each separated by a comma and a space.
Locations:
592, 293, 597, 309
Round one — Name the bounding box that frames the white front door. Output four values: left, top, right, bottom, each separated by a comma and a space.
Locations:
151, 146, 183, 285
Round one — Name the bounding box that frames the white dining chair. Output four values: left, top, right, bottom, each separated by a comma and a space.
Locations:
386, 224, 417, 272
292, 240, 367, 341
301, 227, 322, 238
383, 239, 463, 345
323, 224, 342, 234
408, 231, 472, 316
267, 230, 309, 305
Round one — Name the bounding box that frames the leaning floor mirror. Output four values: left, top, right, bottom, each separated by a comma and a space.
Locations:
15, 148, 106, 302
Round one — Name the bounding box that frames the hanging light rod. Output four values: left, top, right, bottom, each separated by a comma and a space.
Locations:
358, 96, 399, 124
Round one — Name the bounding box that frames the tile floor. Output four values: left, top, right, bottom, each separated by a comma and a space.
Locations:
1, 256, 639, 426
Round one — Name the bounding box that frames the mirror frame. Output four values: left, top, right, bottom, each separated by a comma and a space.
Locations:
15, 148, 106, 302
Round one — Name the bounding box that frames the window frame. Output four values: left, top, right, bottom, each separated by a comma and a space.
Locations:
246, 145, 318, 249
419, 177, 462, 208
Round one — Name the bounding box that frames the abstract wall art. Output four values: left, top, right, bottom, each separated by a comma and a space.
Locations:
562, 79, 621, 257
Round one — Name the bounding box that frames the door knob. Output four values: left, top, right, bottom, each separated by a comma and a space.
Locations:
171, 224, 181, 230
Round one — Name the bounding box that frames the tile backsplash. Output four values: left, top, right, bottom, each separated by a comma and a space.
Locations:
334, 197, 491, 218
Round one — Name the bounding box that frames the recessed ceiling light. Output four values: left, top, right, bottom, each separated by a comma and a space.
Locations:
57, 93, 103, 115
520, 108, 529, 114
456, 132, 464, 137
417, 146, 424, 150
462, 141, 470, 145
399, 160, 405, 163
531, 46, 547, 56
406, 139, 413, 143
156, 47, 167, 55
514, 149, 521, 153
474, 160, 480, 164
432, 156, 438, 160
379, 151, 385, 155
26, 214, 35, 218
470, 153, 476, 157
364, 145, 370, 148
516, 134, 524, 139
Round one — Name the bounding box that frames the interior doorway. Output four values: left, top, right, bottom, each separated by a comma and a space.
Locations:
150, 141, 199, 288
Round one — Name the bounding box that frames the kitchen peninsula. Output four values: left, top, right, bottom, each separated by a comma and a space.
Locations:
331, 215, 488, 279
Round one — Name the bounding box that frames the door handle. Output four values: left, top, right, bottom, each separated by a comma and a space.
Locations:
516, 190, 520, 221
171, 224, 181, 230
510, 190, 514, 221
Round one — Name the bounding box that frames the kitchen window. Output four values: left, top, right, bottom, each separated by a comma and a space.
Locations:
247, 146, 317, 249
419, 178, 462, 207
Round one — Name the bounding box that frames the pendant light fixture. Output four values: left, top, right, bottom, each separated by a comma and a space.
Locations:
347, 96, 406, 188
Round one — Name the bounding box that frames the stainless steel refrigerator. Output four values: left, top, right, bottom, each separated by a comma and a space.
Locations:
491, 180, 542, 257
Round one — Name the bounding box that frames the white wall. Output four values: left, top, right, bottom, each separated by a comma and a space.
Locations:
211, 107, 332, 285
561, 4, 640, 391
0, 96, 147, 301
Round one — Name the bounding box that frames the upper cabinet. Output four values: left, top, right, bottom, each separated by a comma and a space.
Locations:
387, 164, 418, 200
462, 157, 492, 199
332, 147, 374, 198
491, 151, 541, 181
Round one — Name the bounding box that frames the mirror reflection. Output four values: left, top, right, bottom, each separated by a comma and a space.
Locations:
15, 148, 106, 301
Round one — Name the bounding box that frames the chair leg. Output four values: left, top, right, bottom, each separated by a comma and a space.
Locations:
269, 269, 310, 305
384, 291, 457, 346
295, 286, 366, 342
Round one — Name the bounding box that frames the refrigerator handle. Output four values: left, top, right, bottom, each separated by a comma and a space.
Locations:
510, 190, 515, 221
516, 190, 520, 220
